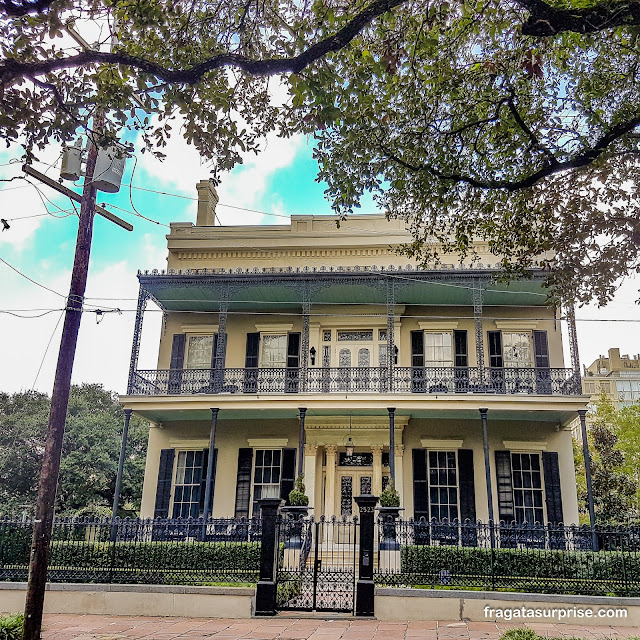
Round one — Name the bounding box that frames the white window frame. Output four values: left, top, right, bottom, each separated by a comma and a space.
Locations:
502, 331, 534, 368
170, 449, 205, 519
259, 334, 288, 368
510, 451, 546, 524
423, 331, 454, 368
185, 334, 215, 370
251, 448, 283, 515
427, 449, 460, 521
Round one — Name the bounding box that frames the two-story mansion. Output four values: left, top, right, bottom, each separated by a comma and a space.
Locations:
121, 181, 588, 526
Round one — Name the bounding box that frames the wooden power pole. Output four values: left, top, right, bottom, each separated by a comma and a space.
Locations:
22, 113, 122, 640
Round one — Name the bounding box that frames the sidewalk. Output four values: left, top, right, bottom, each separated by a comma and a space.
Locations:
40, 614, 640, 640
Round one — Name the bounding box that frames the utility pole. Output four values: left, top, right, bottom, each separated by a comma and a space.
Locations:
22, 112, 106, 640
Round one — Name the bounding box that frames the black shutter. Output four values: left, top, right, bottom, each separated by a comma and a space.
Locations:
533, 331, 550, 368
170, 334, 186, 369
286, 333, 301, 393
412, 449, 429, 519
488, 331, 503, 368
411, 331, 424, 367
495, 451, 514, 522
199, 448, 218, 514
245, 333, 260, 367
287, 333, 301, 367
458, 449, 476, 522
280, 448, 297, 504
454, 330, 468, 367
411, 331, 425, 393
154, 449, 175, 518
234, 448, 254, 518
542, 451, 564, 524
211, 333, 219, 367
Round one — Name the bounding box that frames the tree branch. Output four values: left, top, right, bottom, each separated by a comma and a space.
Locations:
517, 0, 640, 36
380, 113, 640, 191
0, 0, 408, 85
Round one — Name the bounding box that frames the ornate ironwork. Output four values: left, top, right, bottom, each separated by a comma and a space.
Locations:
276, 515, 358, 613
472, 282, 485, 375
300, 285, 311, 392
337, 330, 374, 341
566, 302, 582, 383
341, 477, 353, 516
386, 279, 395, 392
129, 366, 583, 396
360, 476, 372, 495
339, 452, 374, 467
323, 331, 332, 342
127, 287, 150, 394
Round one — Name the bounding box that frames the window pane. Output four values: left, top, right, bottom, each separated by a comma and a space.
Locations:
502, 332, 533, 368
424, 333, 453, 367
261, 334, 287, 368
172, 449, 204, 519
186, 335, 214, 369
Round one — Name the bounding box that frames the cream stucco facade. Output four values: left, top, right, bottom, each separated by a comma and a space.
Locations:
121, 180, 587, 526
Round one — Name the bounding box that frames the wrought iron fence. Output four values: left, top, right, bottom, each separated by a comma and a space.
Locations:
375, 519, 640, 596
0, 516, 261, 585
131, 367, 581, 396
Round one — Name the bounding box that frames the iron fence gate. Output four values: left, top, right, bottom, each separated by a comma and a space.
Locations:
276, 514, 358, 613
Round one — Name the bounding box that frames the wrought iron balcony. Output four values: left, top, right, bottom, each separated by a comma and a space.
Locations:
129, 366, 582, 396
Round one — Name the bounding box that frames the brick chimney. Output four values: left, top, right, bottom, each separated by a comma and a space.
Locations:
196, 179, 219, 226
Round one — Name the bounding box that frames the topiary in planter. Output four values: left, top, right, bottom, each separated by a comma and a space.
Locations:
288, 475, 309, 506
379, 481, 400, 507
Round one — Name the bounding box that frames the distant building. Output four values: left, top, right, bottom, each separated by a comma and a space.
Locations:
583, 348, 640, 409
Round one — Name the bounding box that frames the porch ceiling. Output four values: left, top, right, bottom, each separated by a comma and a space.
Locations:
139, 271, 549, 311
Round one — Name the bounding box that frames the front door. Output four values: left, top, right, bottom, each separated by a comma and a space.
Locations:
339, 471, 373, 518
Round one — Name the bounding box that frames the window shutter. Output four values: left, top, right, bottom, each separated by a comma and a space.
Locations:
286, 333, 301, 368
495, 450, 514, 522
170, 334, 186, 369
280, 448, 297, 504
211, 333, 219, 367
154, 449, 175, 518
542, 451, 564, 524
410, 331, 425, 367
533, 331, 550, 368
454, 330, 468, 367
458, 449, 476, 521
412, 449, 429, 520
199, 448, 218, 514
234, 448, 254, 518
245, 333, 260, 368
488, 331, 503, 368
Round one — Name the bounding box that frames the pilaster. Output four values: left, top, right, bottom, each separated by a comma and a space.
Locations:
371, 445, 383, 496
303, 443, 318, 511
324, 444, 337, 518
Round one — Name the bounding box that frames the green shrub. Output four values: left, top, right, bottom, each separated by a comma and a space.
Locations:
0, 613, 24, 640
379, 481, 400, 507
289, 476, 309, 506
499, 630, 539, 640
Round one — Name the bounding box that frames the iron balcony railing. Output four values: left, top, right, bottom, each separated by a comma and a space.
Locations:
129, 366, 581, 396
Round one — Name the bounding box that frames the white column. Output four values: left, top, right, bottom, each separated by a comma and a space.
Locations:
395, 445, 405, 506
325, 444, 337, 518
372, 445, 383, 496
303, 443, 318, 511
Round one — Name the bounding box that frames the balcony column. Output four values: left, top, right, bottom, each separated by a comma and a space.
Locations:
303, 443, 318, 511
202, 408, 219, 521
579, 409, 598, 550
566, 302, 582, 382
297, 407, 307, 475
479, 407, 496, 549
324, 444, 337, 518
387, 407, 396, 487
371, 445, 383, 496
472, 283, 485, 380
126, 287, 150, 394
214, 288, 229, 391
300, 288, 311, 392
394, 445, 405, 504
386, 280, 395, 392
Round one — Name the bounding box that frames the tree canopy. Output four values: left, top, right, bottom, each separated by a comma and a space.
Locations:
1, 0, 640, 303
0, 384, 147, 515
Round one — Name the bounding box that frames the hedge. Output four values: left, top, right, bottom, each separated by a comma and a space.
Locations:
397, 545, 640, 596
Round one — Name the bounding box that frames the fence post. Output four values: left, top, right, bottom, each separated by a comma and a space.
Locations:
354, 495, 378, 617
255, 497, 283, 616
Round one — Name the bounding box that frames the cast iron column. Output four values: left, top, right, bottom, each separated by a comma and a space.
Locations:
472, 283, 485, 385
387, 407, 396, 487
578, 409, 598, 550
298, 407, 307, 476
214, 290, 228, 392
255, 497, 283, 616
479, 408, 495, 548
354, 494, 378, 616
127, 288, 150, 394
386, 280, 395, 392
111, 409, 133, 520
202, 408, 219, 522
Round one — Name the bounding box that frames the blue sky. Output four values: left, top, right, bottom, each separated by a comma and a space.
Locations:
0, 127, 638, 396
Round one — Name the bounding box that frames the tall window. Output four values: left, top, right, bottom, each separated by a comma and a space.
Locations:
502, 332, 533, 368
253, 449, 282, 514
424, 332, 453, 367
260, 334, 287, 368
511, 452, 544, 523
172, 450, 204, 518
186, 335, 214, 369
428, 451, 459, 520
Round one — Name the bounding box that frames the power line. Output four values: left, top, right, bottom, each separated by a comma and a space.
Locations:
0, 258, 66, 298
32, 311, 64, 389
